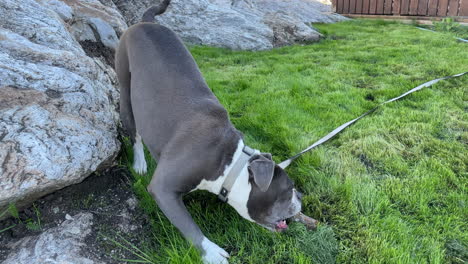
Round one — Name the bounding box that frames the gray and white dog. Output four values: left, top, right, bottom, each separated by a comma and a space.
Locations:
115, 1, 302, 263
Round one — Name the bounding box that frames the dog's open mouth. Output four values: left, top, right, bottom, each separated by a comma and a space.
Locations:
275, 219, 288, 231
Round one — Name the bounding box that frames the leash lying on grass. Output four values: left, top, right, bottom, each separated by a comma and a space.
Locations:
416, 27, 468, 43
278, 72, 468, 169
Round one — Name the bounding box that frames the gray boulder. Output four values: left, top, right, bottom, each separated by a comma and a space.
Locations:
112, 0, 347, 50
0, 0, 120, 214
110, 0, 158, 26
262, 11, 322, 47
156, 0, 274, 50
2, 213, 101, 264
41, 0, 128, 50
87, 17, 120, 50
253, 0, 347, 23
41, 0, 74, 21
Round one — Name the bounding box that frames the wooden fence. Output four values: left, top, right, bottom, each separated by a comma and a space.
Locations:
333, 0, 468, 16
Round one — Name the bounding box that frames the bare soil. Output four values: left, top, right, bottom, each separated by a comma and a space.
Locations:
0, 166, 153, 263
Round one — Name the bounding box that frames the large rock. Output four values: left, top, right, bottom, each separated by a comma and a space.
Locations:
0, 0, 121, 214
253, 0, 346, 24
109, 0, 157, 26
2, 213, 100, 264
156, 0, 274, 50
112, 0, 347, 50
38, 0, 128, 50
262, 11, 321, 47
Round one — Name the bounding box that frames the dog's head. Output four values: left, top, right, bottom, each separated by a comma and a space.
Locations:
234, 153, 302, 231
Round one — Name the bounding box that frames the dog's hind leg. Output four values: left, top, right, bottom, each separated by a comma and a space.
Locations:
115, 39, 147, 174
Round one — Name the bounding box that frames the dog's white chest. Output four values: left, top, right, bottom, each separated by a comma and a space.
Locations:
193, 140, 244, 194
193, 140, 254, 222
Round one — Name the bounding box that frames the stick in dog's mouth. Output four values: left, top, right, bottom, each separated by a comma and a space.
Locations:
274, 212, 318, 232
290, 212, 318, 230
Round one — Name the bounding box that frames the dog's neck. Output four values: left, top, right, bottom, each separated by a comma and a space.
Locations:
194, 139, 255, 222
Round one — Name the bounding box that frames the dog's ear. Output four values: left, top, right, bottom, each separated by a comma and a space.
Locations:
248, 154, 275, 192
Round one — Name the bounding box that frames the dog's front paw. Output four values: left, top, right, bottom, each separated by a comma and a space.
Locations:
132, 138, 147, 175
133, 155, 147, 174
201, 238, 229, 264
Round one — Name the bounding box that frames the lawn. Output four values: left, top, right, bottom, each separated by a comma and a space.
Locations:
120, 19, 467, 264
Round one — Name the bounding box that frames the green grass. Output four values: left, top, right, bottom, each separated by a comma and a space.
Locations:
431, 18, 468, 40
120, 19, 467, 263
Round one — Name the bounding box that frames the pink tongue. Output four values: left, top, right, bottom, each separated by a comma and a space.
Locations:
276, 220, 288, 229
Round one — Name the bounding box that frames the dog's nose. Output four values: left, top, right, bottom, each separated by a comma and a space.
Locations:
295, 190, 303, 200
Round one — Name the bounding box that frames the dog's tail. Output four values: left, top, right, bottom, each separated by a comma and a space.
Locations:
141, 0, 171, 23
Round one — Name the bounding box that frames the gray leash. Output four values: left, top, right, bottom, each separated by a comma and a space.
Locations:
416, 27, 468, 43
278, 72, 467, 169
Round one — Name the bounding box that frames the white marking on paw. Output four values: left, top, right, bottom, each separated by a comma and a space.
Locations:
133, 133, 147, 174
201, 237, 229, 264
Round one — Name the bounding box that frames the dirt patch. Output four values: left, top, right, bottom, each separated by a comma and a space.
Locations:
80, 39, 115, 68
0, 166, 153, 263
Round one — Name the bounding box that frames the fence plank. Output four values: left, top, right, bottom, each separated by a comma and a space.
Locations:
362, 0, 371, 13
417, 0, 429, 14
437, 0, 449, 15
337, 0, 343, 13
427, 0, 439, 15
447, 0, 459, 15
460, 0, 468, 15
344, 0, 350, 13
350, 0, 357, 13
384, 0, 393, 13
377, 0, 386, 13
393, 0, 402, 14
370, 0, 378, 13
356, 0, 363, 13
400, 0, 410, 14
409, 0, 419, 14
334, 0, 467, 15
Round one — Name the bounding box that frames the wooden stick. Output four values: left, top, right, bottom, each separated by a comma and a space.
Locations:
292, 212, 318, 230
